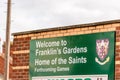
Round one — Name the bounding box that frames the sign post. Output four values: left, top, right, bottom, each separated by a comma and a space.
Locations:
30, 32, 115, 80
5, 0, 11, 80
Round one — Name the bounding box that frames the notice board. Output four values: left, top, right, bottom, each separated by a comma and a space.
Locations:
30, 31, 115, 80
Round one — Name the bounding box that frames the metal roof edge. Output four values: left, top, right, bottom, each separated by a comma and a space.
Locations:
12, 19, 120, 36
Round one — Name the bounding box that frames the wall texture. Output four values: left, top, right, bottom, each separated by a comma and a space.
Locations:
0, 42, 13, 79
0, 54, 13, 80
12, 20, 120, 80
0, 54, 4, 75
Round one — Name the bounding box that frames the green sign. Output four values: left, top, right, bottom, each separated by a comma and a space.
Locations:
29, 32, 115, 80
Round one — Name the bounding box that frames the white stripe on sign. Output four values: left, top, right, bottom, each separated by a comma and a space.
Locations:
32, 75, 108, 80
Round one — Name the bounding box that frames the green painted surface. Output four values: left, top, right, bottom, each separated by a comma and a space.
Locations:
29, 32, 115, 80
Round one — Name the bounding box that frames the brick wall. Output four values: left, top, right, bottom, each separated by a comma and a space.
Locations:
116, 27, 120, 79
0, 54, 4, 75
1, 42, 14, 79
12, 20, 120, 80
0, 55, 4, 80
0, 54, 13, 79
12, 37, 30, 80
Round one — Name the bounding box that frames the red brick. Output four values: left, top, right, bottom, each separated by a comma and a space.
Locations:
11, 23, 120, 80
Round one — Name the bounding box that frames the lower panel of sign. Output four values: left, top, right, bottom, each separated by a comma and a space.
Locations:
32, 75, 108, 80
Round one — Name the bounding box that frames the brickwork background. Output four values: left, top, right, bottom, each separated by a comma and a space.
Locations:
0, 55, 4, 75
12, 22, 120, 80
0, 54, 13, 79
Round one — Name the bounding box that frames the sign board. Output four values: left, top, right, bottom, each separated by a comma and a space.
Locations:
30, 31, 115, 80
